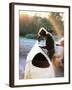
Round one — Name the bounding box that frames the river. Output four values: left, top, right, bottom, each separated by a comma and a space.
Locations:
19, 37, 37, 79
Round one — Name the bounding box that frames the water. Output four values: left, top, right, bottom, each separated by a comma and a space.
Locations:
19, 37, 36, 79
19, 38, 36, 46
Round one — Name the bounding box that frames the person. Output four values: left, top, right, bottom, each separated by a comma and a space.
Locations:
37, 27, 55, 61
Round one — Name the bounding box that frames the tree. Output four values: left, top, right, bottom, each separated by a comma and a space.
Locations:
48, 12, 64, 38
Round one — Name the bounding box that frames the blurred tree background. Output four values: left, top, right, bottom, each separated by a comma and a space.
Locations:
19, 11, 64, 40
